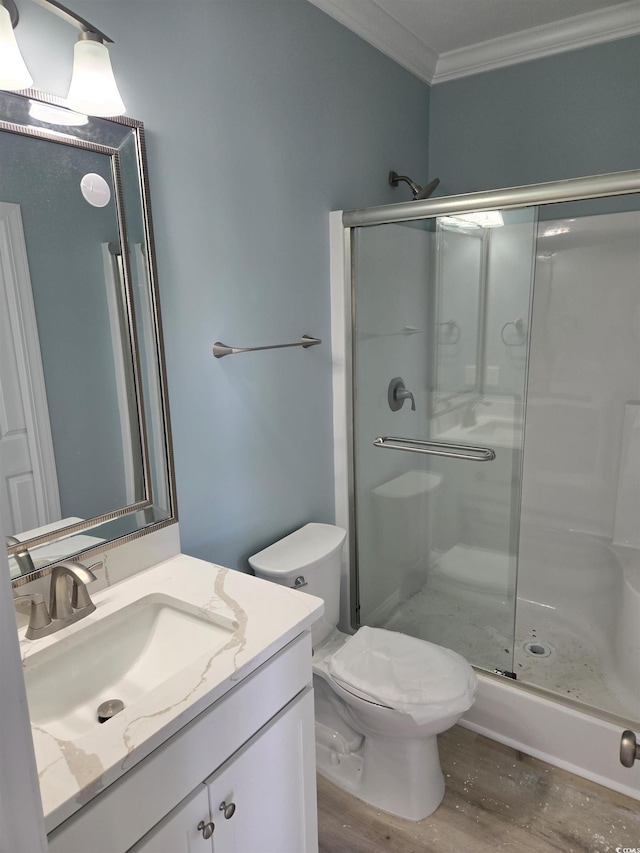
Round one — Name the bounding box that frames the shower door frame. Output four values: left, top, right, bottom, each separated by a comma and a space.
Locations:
335, 168, 640, 639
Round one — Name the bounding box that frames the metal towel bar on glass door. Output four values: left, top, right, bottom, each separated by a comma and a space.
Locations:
212, 335, 321, 358
373, 436, 496, 461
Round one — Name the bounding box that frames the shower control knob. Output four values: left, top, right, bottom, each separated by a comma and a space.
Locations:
620, 730, 640, 767
388, 377, 416, 412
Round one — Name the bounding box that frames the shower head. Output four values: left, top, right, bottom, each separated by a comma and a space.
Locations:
389, 171, 440, 201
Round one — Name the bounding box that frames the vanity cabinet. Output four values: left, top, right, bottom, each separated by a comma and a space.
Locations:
47, 632, 318, 853
130, 786, 212, 853
130, 689, 314, 853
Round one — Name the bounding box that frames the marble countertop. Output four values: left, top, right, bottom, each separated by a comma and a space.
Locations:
19, 554, 323, 833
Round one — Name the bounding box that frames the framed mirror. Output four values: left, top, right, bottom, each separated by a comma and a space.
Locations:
1, 90, 176, 584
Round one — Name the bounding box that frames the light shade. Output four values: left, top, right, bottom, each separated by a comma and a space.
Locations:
0, 4, 33, 90
29, 101, 89, 126
66, 35, 125, 117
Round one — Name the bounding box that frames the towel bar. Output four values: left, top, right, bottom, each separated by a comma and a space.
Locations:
213, 335, 321, 358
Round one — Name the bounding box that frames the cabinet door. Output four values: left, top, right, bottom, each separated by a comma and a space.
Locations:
128, 784, 213, 853
205, 688, 317, 853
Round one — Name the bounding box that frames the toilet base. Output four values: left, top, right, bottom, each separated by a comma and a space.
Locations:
316, 726, 445, 821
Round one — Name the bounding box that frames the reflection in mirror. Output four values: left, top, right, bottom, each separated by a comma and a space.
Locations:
433, 208, 536, 415
0, 91, 175, 582
434, 219, 486, 398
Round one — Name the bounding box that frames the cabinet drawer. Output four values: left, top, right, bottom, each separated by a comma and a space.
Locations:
48, 631, 312, 853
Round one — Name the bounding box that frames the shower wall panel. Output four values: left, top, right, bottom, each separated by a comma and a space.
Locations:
521, 210, 640, 536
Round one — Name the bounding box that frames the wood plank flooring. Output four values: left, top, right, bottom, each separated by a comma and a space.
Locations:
317, 725, 640, 853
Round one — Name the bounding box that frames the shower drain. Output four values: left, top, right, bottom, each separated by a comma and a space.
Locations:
523, 640, 554, 659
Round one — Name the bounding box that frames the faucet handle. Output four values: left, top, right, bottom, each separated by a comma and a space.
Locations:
14, 593, 53, 640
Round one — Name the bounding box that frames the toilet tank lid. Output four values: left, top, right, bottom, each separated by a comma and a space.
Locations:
328, 626, 476, 722
248, 523, 346, 578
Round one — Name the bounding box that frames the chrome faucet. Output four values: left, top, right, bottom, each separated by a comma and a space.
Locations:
461, 399, 490, 427
50, 560, 98, 620
13, 559, 100, 640
6, 536, 35, 575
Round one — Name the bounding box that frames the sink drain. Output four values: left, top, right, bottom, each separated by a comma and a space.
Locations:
97, 699, 125, 723
523, 641, 553, 659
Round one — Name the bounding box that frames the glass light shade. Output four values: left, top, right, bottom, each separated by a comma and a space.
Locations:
0, 4, 33, 90
29, 101, 89, 126
66, 38, 125, 117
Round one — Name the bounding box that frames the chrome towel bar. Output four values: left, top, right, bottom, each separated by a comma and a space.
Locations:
213, 335, 321, 359
373, 436, 496, 461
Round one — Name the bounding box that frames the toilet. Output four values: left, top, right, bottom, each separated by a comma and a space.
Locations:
249, 522, 477, 821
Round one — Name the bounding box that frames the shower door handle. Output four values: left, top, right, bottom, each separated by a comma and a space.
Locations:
373, 436, 496, 462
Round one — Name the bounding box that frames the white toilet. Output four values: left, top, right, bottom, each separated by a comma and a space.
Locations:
249, 522, 477, 821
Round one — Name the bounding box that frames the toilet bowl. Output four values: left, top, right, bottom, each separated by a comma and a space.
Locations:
249, 523, 477, 821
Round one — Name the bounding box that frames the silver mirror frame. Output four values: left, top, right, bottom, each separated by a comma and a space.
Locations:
4, 89, 177, 587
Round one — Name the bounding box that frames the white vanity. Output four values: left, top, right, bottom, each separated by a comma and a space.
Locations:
19, 545, 323, 853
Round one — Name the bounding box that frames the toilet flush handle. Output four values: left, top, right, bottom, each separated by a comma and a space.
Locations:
293, 576, 307, 589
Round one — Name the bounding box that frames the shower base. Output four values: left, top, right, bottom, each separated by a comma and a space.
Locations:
380, 573, 637, 723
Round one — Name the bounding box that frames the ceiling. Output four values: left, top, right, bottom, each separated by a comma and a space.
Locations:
308, 0, 640, 84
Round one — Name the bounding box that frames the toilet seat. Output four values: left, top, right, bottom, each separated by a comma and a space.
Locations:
327, 626, 476, 725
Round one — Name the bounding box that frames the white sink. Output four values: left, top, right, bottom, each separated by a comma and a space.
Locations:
23, 594, 235, 741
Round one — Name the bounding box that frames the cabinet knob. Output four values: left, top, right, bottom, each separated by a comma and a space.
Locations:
197, 820, 215, 839
219, 800, 236, 820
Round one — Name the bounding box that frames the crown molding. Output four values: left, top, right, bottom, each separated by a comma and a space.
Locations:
307, 0, 438, 83
308, 0, 640, 87
433, 1, 640, 84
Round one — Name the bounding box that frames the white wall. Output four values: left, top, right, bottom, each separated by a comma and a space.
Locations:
521, 210, 640, 536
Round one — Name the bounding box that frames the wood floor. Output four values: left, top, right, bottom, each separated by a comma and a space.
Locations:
317, 725, 640, 853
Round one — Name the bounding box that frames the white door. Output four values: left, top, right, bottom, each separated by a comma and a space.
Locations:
0, 202, 60, 537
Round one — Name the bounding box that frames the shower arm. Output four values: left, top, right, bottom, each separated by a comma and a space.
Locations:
389, 171, 421, 197
389, 171, 441, 200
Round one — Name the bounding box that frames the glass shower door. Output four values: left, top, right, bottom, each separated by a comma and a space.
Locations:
351, 208, 536, 674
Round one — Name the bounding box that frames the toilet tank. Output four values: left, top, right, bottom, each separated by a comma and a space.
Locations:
248, 523, 346, 646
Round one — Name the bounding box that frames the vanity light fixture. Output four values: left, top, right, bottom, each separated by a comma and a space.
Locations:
0, 0, 33, 90
28, 100, 88, 125
0, 0, 125, 117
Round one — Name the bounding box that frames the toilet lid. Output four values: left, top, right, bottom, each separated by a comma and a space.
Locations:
328, 626, 476, 724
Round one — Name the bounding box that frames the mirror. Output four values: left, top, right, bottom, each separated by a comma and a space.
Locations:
1, 91, 175, 583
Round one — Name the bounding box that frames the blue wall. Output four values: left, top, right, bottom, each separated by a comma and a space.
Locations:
16, 1, 636, 574
19, 0, 430, 569
429, 36, 640, 196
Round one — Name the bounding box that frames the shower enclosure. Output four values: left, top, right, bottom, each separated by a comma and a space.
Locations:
332, 170, 640, 784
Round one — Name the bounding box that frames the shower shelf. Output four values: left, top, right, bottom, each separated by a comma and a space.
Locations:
212, 335, 321, 358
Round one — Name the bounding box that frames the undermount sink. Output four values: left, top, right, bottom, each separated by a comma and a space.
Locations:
23, 594, 236, 741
